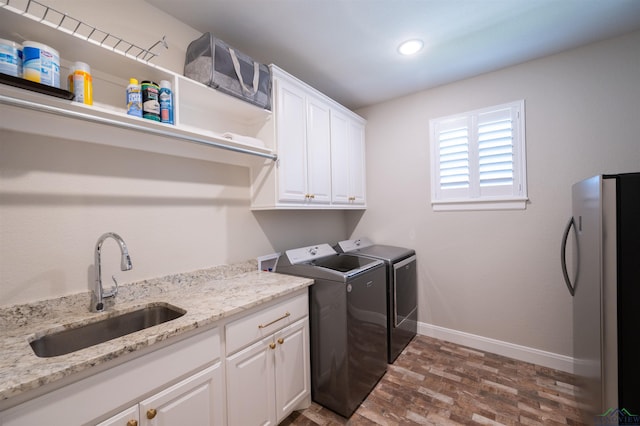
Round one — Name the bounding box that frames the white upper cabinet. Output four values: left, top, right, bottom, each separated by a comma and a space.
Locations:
274, 77, 308, 202
330, 108, 366, 206
251, 66, 366, 210
272, 68, 331, 206
302, 94, 332, 204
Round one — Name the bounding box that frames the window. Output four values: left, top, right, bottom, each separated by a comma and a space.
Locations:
429, 100, 527, 211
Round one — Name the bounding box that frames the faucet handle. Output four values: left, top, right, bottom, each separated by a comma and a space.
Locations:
103, 275, 120, 299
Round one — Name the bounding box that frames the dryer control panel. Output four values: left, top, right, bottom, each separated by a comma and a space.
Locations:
337, 237, 374, 252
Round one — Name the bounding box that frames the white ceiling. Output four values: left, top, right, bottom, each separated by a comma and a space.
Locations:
146, 0, 640, 110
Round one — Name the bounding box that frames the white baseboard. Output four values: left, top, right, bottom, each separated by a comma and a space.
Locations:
417, 322, 575, 374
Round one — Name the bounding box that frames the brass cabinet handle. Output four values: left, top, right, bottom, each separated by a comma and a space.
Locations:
258, 311, 291, 329
147, 408, 157, 420
127, 421, 138, 426
269, 342, 276, 349
277, 338, 284, 345
348, 196, 356, 201
308, 194, 315, 199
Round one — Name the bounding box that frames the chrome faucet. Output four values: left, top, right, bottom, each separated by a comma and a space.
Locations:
92, 232, 132, 312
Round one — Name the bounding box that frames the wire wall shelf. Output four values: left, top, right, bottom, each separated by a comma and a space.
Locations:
0, 0, 167, 62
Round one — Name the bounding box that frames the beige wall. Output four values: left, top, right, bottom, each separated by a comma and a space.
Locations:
352, 30, 640, 357
0, 130, 348, 306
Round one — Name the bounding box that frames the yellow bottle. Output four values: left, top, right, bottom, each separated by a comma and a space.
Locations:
68, 61, 93, 105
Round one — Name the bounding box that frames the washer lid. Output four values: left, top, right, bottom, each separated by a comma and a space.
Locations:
337, 238, 415, 263
352, 244, 416, 263
311, 253, 381, 274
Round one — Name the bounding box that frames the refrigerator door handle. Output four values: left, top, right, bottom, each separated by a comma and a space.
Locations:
561, 217, 578, 296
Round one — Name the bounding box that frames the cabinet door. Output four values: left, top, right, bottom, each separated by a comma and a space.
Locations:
139, 364, 222, 426
305, 96, 332, 204
274, 318, 310, 423
330, 109, 351, 204
331, 110, 366, 206
226, 338, 276, 426
275, 77, 308, 203
347, 119, 366, 205
96, 405, 139, 426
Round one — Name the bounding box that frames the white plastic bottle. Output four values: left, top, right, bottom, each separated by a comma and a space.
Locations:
126, 78, 142, 117
159, 80, 174, 124
68, 61, 93, 105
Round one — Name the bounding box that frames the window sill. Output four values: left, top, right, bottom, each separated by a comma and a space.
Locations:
432, 197, 528, 212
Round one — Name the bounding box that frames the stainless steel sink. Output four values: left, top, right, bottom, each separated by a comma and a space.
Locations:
29, 304, 186, 358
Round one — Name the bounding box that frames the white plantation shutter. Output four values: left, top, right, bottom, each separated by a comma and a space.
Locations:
430, 100, 527, 211
438, 117, 470, 191
478, 108, 513, 187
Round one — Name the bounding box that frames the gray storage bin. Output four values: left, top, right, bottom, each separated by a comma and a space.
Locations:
184, 32, 271, 110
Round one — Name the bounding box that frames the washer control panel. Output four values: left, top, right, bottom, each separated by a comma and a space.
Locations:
285, 243, 336, 264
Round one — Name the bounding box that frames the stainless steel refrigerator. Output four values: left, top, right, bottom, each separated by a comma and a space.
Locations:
561, 173, 640, 422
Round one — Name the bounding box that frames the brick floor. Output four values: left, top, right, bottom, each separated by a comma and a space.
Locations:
281, 335, 587, 425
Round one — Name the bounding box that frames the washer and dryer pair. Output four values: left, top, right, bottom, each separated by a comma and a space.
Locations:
276, 238, 417, 418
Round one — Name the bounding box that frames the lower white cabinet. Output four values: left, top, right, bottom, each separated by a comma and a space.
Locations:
0, 328, 222, 426
98, 364, 221, 426
225, 291, 311, 425
97, 405, 139, 426
273, 320, 310, 421
0, 291, 311, 426
226, 337, 275, 426
226, 319, 310, 425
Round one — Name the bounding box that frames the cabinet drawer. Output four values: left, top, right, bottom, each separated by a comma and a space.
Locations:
226, 292, 308, 354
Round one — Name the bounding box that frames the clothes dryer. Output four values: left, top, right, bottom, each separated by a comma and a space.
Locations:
337, 237, 417, 363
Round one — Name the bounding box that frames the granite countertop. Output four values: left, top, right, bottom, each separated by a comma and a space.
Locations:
0, 261, 313, 403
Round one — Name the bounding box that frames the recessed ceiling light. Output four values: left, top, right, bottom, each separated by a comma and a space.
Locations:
398, 39, 424, 56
